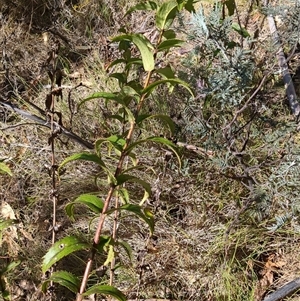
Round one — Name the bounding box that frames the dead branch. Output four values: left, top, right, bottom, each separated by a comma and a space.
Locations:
263, 277, 300, 301
0, 100, 94, 149
264, 1, 300, 117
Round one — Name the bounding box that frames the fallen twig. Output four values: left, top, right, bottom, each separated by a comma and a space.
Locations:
0, 100, 94, 149
264, 0, 300, 117
263, 277, 300, 301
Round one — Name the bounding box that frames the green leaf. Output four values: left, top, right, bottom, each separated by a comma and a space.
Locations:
112, 34, 154, 71
142, 78, 194, 97
126, 136, 181, 168
79, 92, 119, 108
107, 135, 126, 150
182, 0, 196, 13
0, 219, 18, 231
0, 162, 12, 176
103, 244, 115, 266
136, 114, 175, 134
156, 1, 178, 30
225, 41, 238, 49
117, 240, 133, 262
96, 135, 126, 153
65, 194, 104, 221
42, 271, 80, 293
107, 114, 125, 123
157, 39, 184, 51
116, 187, 130, 204
224, 0, 235, 16
83, 285, 126, 301
155, 66, 176, 93
116, 174, 151, 196
59, 153, 106, 174
110, 73, 127, 84
232, 23, 250, 38
122, 85, 142, 98
163, 29, 176, 39
0, 260, 21, 274
96, 235, 112, 254
1, 289, 10, 301
118, 40, 131, 52
155, 66, 175, 79
108, 204, 154, 234
125, 1, 157, 16
125, 58, 143, 70
106, 58, 126, 71
42, 236, 89, 273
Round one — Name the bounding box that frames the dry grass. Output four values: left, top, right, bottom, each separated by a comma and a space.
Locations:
1, 1, 300, 301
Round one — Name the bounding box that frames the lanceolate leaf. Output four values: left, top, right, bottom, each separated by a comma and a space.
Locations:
111, 204, 154, 234
0, 219, 18, 231
83, 285, 126, 301
157, 39, 184, 51
106, 58, 126, 71
116, 174, 151, 196
155, 66, 175, 79
125, 58, 143, 70
42, 236, 89, 273
0, 162, 12, 176
123, 204, 154, 233
116, 187, 130, 204
59, 153, 106, 172
96, 135, 126, 153
65, 194, 104, 221
79, 92, 119, 108
182, 0, 196, 13
42, 271, 80, 293
117, 240, 133, 262
231, 23, 250, 38
1, 260, 20, 274
59, 153, 110, 182
112, 34, 154, 71
110, 73, 127, 84
156, 1, 178, 30
122, 85, 142, 99
136, 114, 176, 134
96, 235, 112, 254
163, 29, 176, 39
142, 78, 194, 97
103, 244, 115, 266
126, 136, 181, 167
125, 1, 157, 16
224, 0, 236, 16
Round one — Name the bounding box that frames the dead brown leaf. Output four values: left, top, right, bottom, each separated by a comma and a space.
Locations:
254, 253, 287, 301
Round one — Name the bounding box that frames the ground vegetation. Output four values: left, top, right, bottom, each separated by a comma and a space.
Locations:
1, 0, 300, 301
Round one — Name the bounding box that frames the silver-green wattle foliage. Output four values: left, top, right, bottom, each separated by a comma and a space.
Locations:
187, 6, 255, 108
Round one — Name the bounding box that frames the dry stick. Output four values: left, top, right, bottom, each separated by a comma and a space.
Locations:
262, 278, 300, 301
0, 100, 94, 149
48, 46, 59, 300
264, 1, 300, 117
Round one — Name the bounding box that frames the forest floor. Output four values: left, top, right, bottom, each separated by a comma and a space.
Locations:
1, 1, 300, 301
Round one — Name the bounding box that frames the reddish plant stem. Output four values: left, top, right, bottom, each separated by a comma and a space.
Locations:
77, 28, 164, 299
77, 76, 153, 301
